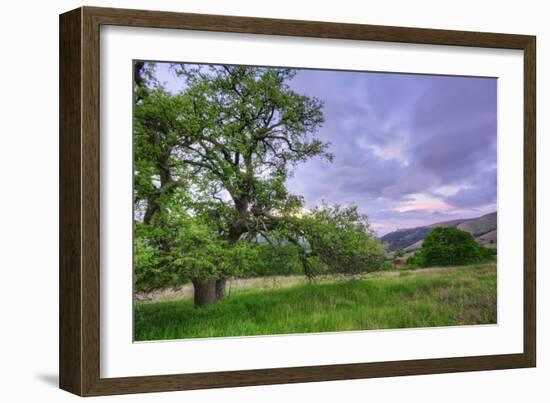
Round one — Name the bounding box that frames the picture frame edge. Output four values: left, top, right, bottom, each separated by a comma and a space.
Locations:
59, 6, 537, 397
59, 6, 84, 397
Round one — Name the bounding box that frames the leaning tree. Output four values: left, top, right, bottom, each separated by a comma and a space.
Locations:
134, 63, 385, 307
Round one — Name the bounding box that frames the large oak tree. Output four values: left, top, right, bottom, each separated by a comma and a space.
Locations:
134, 63, 384, 307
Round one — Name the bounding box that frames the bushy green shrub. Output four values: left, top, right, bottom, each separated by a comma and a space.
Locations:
406, 227, 497, 268
405, 253, 424, 269
479, 246, 497, 261
394, 247, 405, 258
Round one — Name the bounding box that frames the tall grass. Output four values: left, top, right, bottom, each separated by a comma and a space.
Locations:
135, 264, 496, 341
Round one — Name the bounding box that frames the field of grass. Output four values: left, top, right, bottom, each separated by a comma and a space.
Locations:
134, 263, 496, 341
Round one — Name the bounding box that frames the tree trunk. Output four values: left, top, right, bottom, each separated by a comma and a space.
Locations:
215, 279, 227, 300
192, 279, 218, 308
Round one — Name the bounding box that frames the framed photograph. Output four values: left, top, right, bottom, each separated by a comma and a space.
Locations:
59, 6, 536, 396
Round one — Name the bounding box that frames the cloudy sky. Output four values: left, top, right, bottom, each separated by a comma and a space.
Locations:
154, 63, 497, 235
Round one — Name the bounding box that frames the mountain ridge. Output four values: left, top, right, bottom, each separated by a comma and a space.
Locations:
380, 212, 497, 252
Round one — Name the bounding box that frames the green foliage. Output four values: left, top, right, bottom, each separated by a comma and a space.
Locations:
479, 246, 497, 261
394, 247, 405, 258
134, 229, 172, 293
406, 227, 496, 268
405, 253, 424, 269
169, 218, 229, 281
250, 244, 304, 276
280, 204, 387, 276
380, 261, 396, 271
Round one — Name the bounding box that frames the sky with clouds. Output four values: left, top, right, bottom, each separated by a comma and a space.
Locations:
153, 63, 497, 235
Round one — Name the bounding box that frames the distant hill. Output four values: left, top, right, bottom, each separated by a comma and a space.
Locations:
457, 213, 497, 236
380, 212, 497, 252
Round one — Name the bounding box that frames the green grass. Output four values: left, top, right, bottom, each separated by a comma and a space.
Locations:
134, 264, 496, 341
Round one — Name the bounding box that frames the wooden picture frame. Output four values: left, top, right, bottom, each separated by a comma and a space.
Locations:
59, 6, 536, 396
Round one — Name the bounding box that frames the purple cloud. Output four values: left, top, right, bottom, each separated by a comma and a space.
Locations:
287, 70, 497, 234
153, 63, 497, 235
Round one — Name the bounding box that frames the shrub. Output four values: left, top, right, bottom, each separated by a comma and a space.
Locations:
405, 253, 424, 269
479, 246, 497, 261
415, 227, 495, 267
394, 247, 405, 258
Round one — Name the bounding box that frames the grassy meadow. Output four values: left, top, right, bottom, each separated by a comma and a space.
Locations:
134, 263, 496, 341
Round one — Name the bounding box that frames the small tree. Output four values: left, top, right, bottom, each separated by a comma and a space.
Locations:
418, 227, 481, 267
394, 247, 405, 258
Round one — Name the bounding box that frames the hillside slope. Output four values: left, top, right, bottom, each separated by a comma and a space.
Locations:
381, 212, 497, 252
